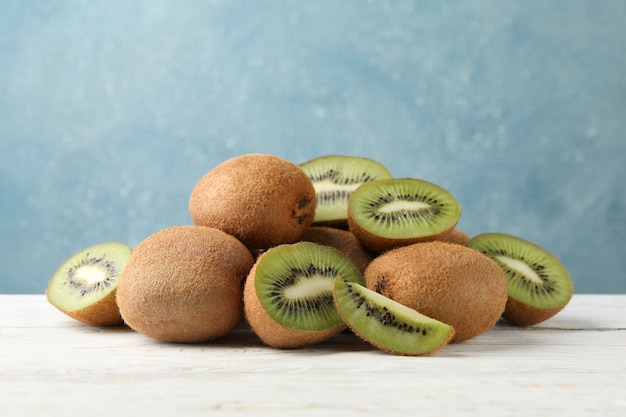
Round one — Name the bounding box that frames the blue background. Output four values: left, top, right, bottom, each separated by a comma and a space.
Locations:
1, 1, 625, 294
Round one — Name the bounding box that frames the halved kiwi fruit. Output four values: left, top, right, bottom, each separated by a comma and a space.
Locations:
46, 241, 132, 326
299, 155, 393, 228
348, 178, 462, 253
333, 275, 455, 356
467, 232, 574, 326
243, 241, 365, 348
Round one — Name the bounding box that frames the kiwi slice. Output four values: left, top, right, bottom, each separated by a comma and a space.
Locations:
333, 275, 455, 356
348, 178, 462, 253
299, 155, 393, 227
467, 233, 574, 326
46, 241, 132, 326
252, 241, 365, 332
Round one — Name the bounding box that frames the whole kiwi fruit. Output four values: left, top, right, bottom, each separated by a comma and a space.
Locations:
439, 228, 471, 246
188, 153, 316, 250
467, 232, 574, 326
116, 225, 254, 343
299, 226, 374, 273
364, 241, 508, 342
46, 241, 132, 326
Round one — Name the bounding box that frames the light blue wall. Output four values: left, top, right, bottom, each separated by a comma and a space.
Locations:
1, 1, 625, 294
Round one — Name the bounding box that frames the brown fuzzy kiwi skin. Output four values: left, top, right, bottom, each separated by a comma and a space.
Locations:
49, 290, 123, 327
502, 297, 569, 327
116, 225, 254, 343
300, 226, 374, 273
364, 241, 508, 342
188, 154, 317, 250
243, 254, 345, 349
348, 213, 458, 255
439, 228, 471, 246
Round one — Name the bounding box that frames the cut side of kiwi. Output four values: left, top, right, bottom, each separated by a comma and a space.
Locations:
299, 155, 393, 227
46, 241, 132, 326
467, 232, 574, 326
253, 241, 365, 331
348, 178, 462, 253
333, 275, 455, 356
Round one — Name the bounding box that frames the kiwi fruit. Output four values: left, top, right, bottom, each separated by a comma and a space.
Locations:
348, 178, 462, 253
299, 226, 374, 273
299, 155, 393, 228
46, 241, 132, 327
243, 241, 365, 348
116, 225, 254, 343
364, 241, 508, 342
439, 228, 471, 246
189, 153, 316, 250
467, 232, 574, 326
333, 274, 455, 356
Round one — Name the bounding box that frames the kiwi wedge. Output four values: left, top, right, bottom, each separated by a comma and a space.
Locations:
299, 155, 393, 227
467, 232, 574, 326
244, 241, 365, 348
46, 241, 132, 326
333, 275, 455, 356
348, 178, 462, 253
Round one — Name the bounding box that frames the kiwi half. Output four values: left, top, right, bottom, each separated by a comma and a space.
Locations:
243, 241, 365, 348
46, 241, 132, 326
348, 178, 462, 253
299, 155, 393, 228
333, 275, 455, 356
467, 232, 574, 326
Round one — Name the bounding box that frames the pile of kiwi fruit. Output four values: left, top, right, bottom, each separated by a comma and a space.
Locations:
46, 153, 574, 356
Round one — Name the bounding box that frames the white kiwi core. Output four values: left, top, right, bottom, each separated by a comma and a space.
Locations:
314, 181, 362, 193
496, 256, 543, 284
73, 265, 109, 286
283, 275, 332, 299
378, 200, 431, 213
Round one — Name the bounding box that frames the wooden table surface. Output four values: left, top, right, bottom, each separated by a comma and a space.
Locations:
1, 294, 625, 416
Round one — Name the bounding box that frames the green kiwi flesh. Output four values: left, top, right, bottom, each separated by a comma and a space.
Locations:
467, 233, 574, 324
254, 241, 365, 331
348, 178, 461, 252
46, 241, 132, 325
333, 275, 455, 356
299, 155, 393, 226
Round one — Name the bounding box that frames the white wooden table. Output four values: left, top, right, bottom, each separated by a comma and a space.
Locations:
1, 294, 625, 416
